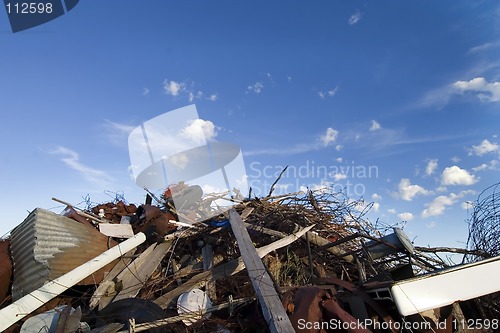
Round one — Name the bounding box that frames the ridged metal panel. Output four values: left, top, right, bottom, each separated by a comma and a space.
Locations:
10, 208, 116, 301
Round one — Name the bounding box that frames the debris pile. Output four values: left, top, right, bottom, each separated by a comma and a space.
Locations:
0, 185, 499, 332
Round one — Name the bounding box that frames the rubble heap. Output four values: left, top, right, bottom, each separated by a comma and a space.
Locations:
0, 186, 498, 332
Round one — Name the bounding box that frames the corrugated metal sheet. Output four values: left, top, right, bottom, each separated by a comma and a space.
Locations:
10, 208, 117, 301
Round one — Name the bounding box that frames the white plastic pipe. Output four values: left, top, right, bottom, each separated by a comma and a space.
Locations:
0, 232, 146, 331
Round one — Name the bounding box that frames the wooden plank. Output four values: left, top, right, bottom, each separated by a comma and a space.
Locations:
228, 208, 295, 333
89, 249, 135, 310
112, 241, 172, 303
202, 244, 216, 301
98, 223, 134, 238
153, 223, 314, 309
97, 243, 157, 310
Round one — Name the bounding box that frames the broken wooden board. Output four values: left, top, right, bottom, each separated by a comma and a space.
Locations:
110, 241, 172, 305
153, 218, 313, 310
98, 223, 134, 238
228, 208, 295, 333
89, 250, 136, 310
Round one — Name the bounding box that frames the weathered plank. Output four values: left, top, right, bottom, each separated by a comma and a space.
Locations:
112, 241, 172, 303
228, 208, 295, 333
89, 250, 135, 310
153, 223, 313, 309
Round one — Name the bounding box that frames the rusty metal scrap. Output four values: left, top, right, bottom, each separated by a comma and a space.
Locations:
0, 186, 498, 332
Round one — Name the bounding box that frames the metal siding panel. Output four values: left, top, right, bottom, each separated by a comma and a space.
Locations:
10, 208, 115, 300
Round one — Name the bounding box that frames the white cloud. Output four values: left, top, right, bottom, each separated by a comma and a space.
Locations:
452, 77, 500, 102
247, 82, 264, 94
387, 208, 396, 214
335, 144, 343, 151
180, 119, 217, 145
188, 90, 203, 103
425, 159, 438, 176
441, 166, 478, 186
469, 139, 500, 156
451, 156, 461, 163
422, 191, 474, 218
163, 79, 186, 96
398, 178, 432, 201
332, 173, 347, 181
348, 11, 362, 25
287, 75, 292, 82
398, 212, 414, 221
472, 163, 488, 172
321, 128, 338, 146
372, 193, 382, 201
369, 120, 381, 131
472, 160, 500, 172
372, 202, 380, 212
142, 88, 150, 96
336, 157, 343, 163
318, 87, 338, 99
163, 79, 215, 102
51, 146, 113, 185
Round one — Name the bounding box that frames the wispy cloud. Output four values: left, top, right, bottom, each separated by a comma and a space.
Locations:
243, 143, 320, 156
452, 77, 500, 102
244, 127, 339, 156
246, 82, 264, 94
51, 146, 114, 185
142, 88, 150, 96
348, 11, 362, 25
318, 87, 338, 99
103, 120, 136, 146
468, 139, 500, 156
468, 41, 500, 54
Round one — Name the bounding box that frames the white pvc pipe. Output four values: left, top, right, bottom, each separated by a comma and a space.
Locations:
0, 232, 146, 331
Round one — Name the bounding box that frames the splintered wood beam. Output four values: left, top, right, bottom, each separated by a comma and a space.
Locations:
153, 220, 313, 310
228, 208, 295, 333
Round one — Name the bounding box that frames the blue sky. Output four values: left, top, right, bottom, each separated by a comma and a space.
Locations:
1, 1, 499, 250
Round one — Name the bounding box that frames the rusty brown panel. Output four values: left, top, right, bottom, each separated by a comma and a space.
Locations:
62, 206, 94, 228
287, 287, 330, 333
0, 240, 12, 302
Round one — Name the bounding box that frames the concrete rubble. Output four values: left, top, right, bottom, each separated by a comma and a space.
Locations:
0, 184, 499, 333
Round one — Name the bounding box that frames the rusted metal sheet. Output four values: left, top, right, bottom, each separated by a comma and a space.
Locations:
0, 239, 12, 303
10, 208, 117, 301
285, 287, 329, 333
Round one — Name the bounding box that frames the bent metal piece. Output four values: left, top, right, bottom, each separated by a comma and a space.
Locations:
0, 233, 146, 332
